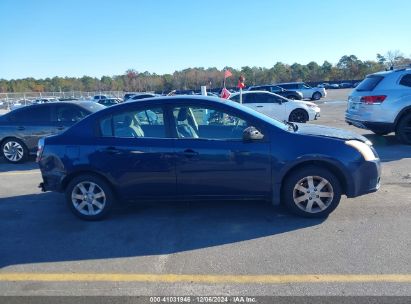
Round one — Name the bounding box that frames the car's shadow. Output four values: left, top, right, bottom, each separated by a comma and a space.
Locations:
0, 192, 325, 268
363, 134, 411, 162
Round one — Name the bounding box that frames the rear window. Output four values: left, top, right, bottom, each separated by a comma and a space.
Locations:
356, 76, 383, 91
399, 74, 411, 87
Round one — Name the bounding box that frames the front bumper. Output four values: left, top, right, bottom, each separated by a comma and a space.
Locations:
346, 159, 381, 198
308, 108, 321, 120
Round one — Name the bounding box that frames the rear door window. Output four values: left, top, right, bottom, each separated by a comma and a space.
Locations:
9, 106, 51, 123
99, 107, 166, 138
356, 76, 384, 91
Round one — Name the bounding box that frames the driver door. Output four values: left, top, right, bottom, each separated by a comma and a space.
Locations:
172, 104, 272, 200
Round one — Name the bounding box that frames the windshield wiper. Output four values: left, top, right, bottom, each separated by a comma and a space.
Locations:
283, 120, 298, 132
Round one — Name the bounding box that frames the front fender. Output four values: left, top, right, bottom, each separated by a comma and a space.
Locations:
271, 154, 353, 206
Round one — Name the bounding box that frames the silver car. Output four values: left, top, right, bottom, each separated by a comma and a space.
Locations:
345, 66, 411, 144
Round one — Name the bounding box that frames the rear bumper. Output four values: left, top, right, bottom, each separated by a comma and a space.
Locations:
346, 159, 381, 198
345, 117, 394, 133
39, 173, 64, 192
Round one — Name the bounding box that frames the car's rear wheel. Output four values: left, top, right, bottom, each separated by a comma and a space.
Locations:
1, 138, 27, 163
395, 113, 411, 145
312, 92, 322, 100
65, 174, 115, 220
282, 166, 342, 218
289, 109, 309, 123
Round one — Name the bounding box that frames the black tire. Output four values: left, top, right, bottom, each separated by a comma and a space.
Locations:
289, 109, 309, 123
65, 174, 115, 220
282, 166, 342, 218
395, 113, 411, 145
312, 92, 322, 100
287, 95, 296, 100
1, 138, 28, 163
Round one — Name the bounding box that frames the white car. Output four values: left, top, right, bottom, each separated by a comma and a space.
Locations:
229, 91, 320, 123
276, 82, 327, 100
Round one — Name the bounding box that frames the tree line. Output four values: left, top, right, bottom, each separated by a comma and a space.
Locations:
1, 51, 410, 93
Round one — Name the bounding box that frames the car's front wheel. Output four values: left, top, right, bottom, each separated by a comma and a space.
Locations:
1, 138, 27, 163
65, 174, 115, 220
282, 166, 342, 218
396, 113, 411, 145
289, 109, 309, 123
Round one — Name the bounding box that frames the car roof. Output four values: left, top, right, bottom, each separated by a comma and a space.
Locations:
368, 68, 411, 77
99, 95, 245, 112
249, 84, 279, 88
9, 100, 98, 111
276, 82, 304, 85
230, 90, 275, 96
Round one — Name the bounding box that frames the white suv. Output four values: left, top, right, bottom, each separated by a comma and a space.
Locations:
277, 82, 327, 100
229, 91, 320, 123
345, 67, 411, 144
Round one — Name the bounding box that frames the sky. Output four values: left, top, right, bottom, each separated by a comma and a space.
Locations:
0, 0, 410, 80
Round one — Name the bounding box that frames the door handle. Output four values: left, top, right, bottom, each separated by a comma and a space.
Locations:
182, 149, 199, 158
256, 105, 264, 108
17, 126, 25, 131
56, 125, 65, 130
104, 146, 121, 154
231, 150, 251, 156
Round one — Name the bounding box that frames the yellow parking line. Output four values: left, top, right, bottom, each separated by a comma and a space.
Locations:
0, 273, 410, 284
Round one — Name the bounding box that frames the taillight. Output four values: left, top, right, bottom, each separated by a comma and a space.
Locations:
36, 138, 45, 162
360, 95, 386, 104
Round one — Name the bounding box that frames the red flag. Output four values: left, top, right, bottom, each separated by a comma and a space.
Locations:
224, 69, 232, 79
237, 81, 245, 89
220, 87, 231, 99
237, 75, 245, 89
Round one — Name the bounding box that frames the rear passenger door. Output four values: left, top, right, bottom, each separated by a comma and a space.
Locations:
7, 105, 55, 153
94, 104, 176, 200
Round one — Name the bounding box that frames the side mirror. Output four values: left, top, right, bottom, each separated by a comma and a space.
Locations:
243, 126, 264, 141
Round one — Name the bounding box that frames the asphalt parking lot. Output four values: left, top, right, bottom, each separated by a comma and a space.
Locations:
0, 90, 410, 296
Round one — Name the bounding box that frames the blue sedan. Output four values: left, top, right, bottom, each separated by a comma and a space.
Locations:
37, 96, 381, 220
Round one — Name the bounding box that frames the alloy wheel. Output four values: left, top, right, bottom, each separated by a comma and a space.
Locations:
71, 181, 106, 216
289, 109, 308, 123
293, 176, 334, 213
3, 140, 24, 162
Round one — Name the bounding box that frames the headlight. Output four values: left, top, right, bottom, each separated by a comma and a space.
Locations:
345, 140, 377, 161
